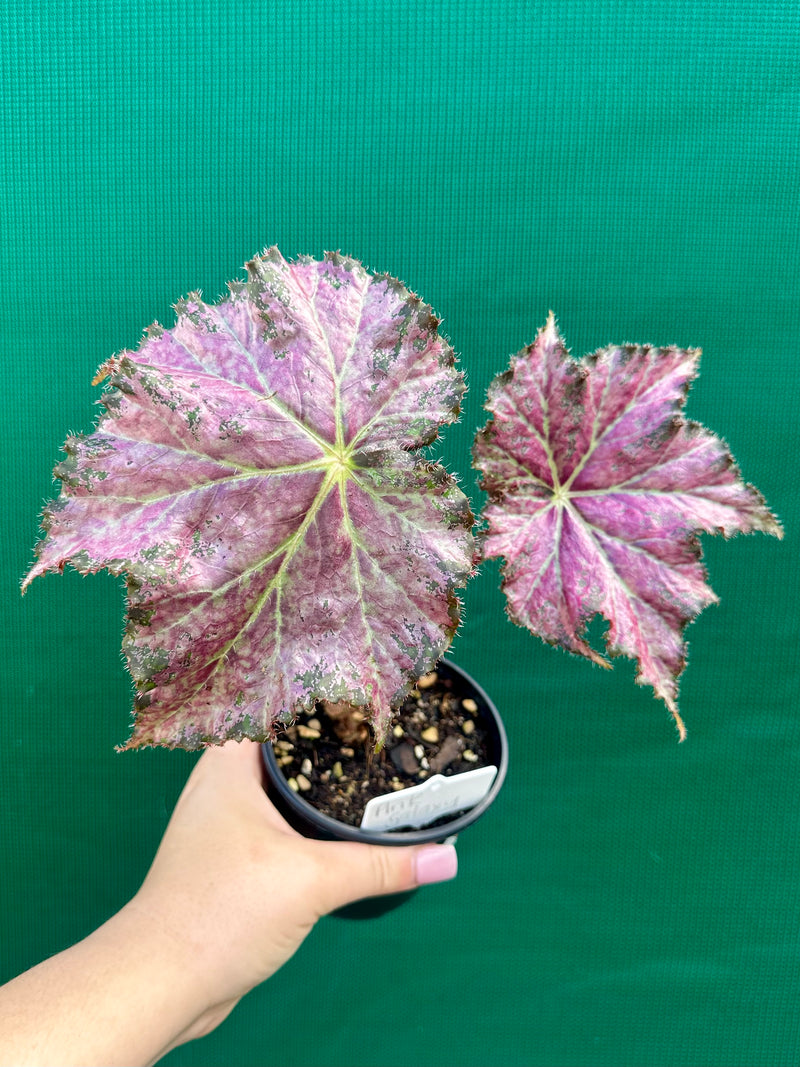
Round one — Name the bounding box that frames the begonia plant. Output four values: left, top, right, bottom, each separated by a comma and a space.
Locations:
24, 249, 782, 748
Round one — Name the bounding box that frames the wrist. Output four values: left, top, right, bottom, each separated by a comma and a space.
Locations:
0, 897, 221, 1067
85, 897, 223, 1064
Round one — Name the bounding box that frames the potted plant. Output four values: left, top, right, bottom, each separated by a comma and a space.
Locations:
23, 248, 782, 849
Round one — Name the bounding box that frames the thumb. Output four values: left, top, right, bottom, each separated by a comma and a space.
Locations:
314, 840, 458, 913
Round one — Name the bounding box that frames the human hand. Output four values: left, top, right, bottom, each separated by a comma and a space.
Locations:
0, 739, 457, 1067
126, 739, 458, 1049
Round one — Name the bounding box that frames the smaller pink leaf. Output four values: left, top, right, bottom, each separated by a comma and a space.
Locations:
473, 314, 783, 739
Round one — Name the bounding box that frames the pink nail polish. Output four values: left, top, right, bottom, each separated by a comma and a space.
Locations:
414, 843, 458, 885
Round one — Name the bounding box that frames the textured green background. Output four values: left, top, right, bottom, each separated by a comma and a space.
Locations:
1, 2, 798, 1064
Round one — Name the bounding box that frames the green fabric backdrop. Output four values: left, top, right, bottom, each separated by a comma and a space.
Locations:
2, 2, 798, 1064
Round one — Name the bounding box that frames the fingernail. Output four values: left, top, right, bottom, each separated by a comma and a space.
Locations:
414, 843, 458, 886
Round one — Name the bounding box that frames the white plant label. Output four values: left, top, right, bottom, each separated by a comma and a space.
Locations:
360, 765, 498, 833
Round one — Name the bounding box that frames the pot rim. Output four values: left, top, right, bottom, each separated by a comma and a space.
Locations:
261, 658, 508, 845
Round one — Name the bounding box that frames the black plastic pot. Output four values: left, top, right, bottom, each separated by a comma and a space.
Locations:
261, 659, 508, 917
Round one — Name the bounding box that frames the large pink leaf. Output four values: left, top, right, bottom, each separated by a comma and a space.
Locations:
25, 249, 475, 748
473, 315, 782, 739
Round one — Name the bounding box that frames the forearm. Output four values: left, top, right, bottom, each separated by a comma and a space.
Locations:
0, 899, 217, 1067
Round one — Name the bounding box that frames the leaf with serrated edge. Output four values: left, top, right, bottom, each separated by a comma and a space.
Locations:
25, 249, 475, 749
473, 314, 782, 739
